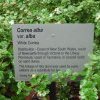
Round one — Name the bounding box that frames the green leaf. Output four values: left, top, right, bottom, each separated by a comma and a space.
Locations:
0, 71, 3, 82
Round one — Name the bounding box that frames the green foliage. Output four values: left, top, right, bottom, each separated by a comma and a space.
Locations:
79, 50, 100, 100
0, 0, 100, 99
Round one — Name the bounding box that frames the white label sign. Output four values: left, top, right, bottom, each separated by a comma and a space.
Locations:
12, 24, 94, 81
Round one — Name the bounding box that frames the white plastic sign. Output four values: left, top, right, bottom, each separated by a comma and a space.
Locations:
12, 24, 94, 81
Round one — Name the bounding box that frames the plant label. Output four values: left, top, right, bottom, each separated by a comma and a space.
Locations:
12, 24, 94, 81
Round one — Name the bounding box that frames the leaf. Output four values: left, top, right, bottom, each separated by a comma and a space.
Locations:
0, 71, 3, 82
